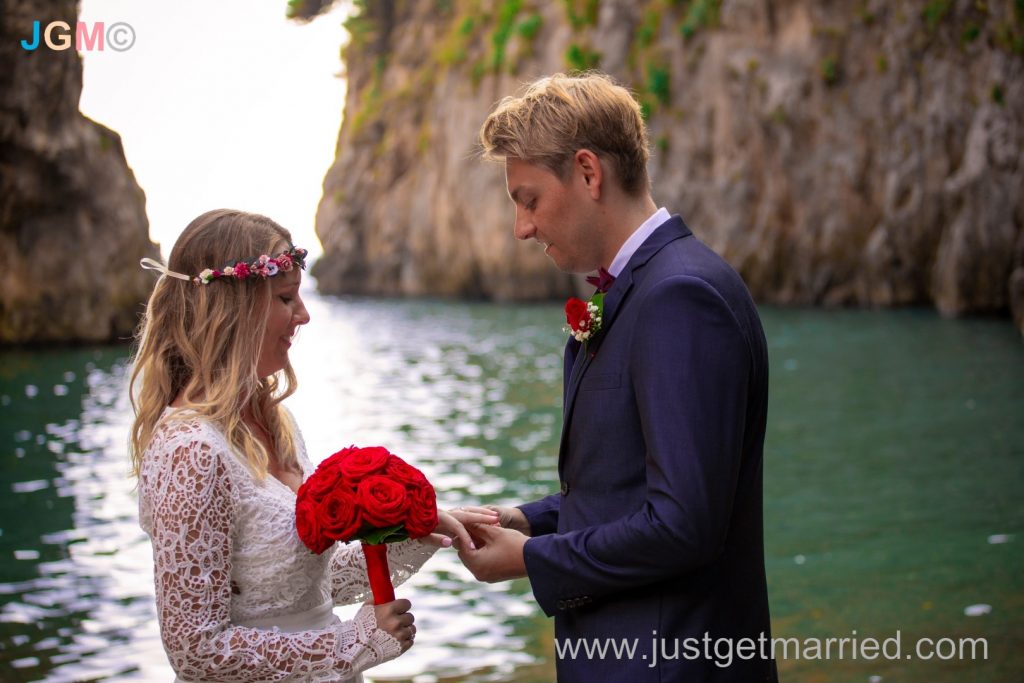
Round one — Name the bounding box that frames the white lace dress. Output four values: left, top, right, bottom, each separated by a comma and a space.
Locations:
138, 409, 437, 682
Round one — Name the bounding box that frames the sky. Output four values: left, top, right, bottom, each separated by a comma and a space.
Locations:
78, 0, 352, 259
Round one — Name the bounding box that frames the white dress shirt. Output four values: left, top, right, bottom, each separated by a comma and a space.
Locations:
607, 207, 671, 277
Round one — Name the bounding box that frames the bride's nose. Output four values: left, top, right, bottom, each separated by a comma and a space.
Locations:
294, 297, 310, 326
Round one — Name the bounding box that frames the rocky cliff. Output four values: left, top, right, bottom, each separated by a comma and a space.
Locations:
1, 0, 157, 344
310, 0, 1024, 334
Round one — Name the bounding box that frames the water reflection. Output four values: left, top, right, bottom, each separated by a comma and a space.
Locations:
0, 348, 165, 681
1, 297, 1022, 681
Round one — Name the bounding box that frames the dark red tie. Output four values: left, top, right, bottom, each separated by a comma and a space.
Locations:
585, 267, 615, 293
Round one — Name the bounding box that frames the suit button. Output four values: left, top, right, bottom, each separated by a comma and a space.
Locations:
560, 481, 570, 496
557, 600, 567, 611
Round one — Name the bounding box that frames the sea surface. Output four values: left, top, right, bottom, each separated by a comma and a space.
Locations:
1, 291, 1021, 682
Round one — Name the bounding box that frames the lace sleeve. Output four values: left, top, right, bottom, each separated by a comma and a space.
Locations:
144, 432, 402, 681
330, 539, 437, 606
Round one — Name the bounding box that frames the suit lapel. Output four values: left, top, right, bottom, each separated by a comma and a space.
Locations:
563, 337, 582, 405
559, 216, 693, 460
563, 265, 634, 413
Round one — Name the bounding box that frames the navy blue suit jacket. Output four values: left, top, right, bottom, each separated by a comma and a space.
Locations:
519, 216, 777, 681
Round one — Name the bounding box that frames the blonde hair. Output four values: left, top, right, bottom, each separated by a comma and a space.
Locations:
129, 209, 301, 479
480, 71, 650, 195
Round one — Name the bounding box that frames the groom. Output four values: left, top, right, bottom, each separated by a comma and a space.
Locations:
459, 72, 777, 681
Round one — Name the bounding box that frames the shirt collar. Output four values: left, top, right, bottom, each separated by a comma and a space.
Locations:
607, 207, 671, 277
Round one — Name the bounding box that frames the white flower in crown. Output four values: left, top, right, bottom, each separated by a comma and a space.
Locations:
266, 261, 279, 277
222, 266, 235, 277
198, 268, 215, 284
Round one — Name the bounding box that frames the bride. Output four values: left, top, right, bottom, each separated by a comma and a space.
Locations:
129, 209, 496, 681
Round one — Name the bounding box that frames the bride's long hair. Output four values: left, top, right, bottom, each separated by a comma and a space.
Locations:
129, 209, 300, 479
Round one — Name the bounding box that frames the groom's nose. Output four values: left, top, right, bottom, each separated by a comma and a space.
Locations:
513, 207, 536, 241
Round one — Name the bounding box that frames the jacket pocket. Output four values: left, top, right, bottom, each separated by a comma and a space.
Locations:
579, 372, 621, 391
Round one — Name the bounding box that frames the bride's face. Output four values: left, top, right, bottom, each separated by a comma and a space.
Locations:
256, 267, 309, 378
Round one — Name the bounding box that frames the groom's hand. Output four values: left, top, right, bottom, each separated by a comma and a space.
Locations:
485, 505, 532, 536
457, 523, 528, 583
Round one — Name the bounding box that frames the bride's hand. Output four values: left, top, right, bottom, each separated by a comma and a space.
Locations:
373, 598, 416, 653
424, 507, 499, 550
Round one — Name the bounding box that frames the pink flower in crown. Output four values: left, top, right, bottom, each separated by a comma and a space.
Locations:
277, 253, 294, 272
253, 254, 276, 278
233, 262, 251, 279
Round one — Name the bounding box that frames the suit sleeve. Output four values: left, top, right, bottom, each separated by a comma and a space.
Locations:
518, 493, 561, 536
523, 275, 752, 615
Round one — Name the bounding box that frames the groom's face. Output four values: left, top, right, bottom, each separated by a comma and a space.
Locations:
505, 157, 599, 273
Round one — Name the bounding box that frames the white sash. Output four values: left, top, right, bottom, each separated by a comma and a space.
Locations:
234, 597, 335, 632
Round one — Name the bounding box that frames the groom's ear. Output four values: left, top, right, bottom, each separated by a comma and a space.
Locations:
574, 149, 603, 200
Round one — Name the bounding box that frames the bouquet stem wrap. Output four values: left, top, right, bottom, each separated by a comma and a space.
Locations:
361, 542, 395, 604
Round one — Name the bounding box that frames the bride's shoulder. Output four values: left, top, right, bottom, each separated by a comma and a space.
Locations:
153, 407, 225, 444
138, 411, 239, 530
143, 408, 232, 469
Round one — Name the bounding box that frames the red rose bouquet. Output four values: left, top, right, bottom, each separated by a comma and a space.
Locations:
295, 445, 438, 604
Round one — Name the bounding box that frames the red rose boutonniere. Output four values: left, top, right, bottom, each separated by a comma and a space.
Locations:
564, 294, 604, 342
295, 445, 438, 604
564, 267, 615, 343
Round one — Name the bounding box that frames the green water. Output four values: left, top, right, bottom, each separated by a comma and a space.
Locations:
0, 297, 1021, 681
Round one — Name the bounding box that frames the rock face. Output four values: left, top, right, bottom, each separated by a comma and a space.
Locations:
1, 0, 157, 344
313, 0, 1023, 333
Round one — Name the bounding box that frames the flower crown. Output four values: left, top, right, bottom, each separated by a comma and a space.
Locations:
140, 245, 308, 285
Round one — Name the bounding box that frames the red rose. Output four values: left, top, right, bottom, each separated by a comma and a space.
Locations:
233, 262, 251, 279
403, 484, 438, 539
564, 297, 590, 332
384, 456, 429, 488
319, 486, 362, 542
296, 496, 332, 554
277, 253, 293, 271
339, 446, 390, 482
303, 464, 343, 502
357, 475, 410, 527
316, 448, 351, 474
